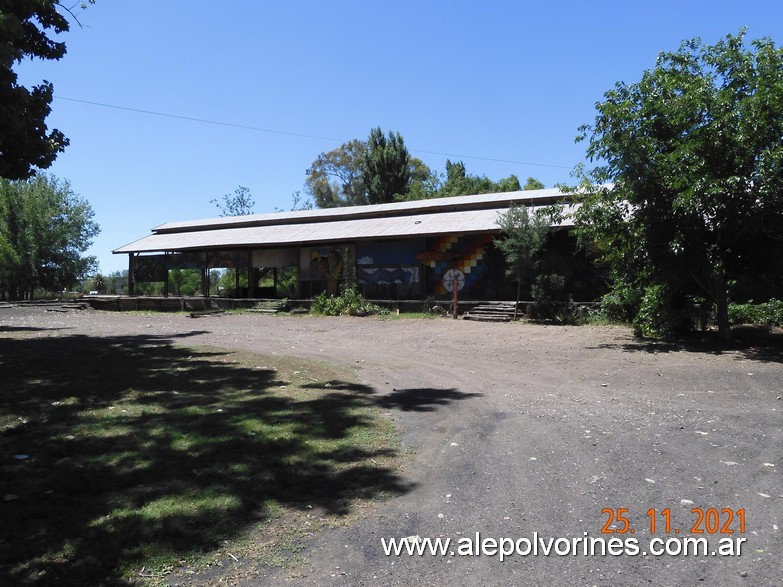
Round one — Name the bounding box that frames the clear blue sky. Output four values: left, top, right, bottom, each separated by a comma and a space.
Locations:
16, 0, 783, 274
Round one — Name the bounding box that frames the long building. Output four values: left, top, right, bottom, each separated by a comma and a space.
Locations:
113, 188, 601, 301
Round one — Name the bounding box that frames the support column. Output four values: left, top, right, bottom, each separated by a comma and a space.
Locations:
128, 254, 135, 296
248, 250, 255, 298
163, 253, 169, 298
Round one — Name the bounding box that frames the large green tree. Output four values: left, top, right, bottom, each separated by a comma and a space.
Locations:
305, 131, 545, 207
363, 127, 411, 204
0, 1, 93, 179
0, 173, 99, 299
305, 139, 368, 208
576, 31, 783, 340
305, 134, 437, 206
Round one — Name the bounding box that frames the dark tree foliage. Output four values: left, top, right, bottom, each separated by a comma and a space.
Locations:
523, 177, 546, 190
576, 31, 783, 340
363, 128, 411, 204
494, 204, 550, 320
0, 1, 90, 179
439, 159, 522, 196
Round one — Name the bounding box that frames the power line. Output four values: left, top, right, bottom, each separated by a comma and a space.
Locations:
411, 149, 571, 169
54, 95, 572, 170
54, 96, 337, 141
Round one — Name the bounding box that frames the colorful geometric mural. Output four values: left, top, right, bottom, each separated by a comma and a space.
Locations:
427, 234, 493, 297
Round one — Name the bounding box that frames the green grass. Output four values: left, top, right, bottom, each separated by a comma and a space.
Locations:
0, 333, 403, 586
376, 311, 442, 320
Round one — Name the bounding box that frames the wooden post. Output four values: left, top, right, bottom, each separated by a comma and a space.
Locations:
452, 276, 458, 319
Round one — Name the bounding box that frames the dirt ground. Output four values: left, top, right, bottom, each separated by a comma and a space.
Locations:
2, 307, 781, 586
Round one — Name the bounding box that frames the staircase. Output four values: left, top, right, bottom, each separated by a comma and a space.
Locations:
248, 299, 289, 314
462, 301, 523, 322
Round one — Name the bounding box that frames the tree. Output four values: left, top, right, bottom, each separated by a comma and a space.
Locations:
576, 31, 783, 340
306, 136, 440, 206
0, 1, 94, 179
305, 132, 544, 208
523, 177, 546, 190
105, 269, 128, 295
0, 173, 99, 299
363, 127, 411, 204
305, 139, 368, 208
210, 185, 255, 216
439, 159, 522, 196
398, 157, 441, 201
494, 204, 550, 320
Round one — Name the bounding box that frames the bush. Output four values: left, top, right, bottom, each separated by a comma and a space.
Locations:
598, 280, 643, 322
421, 296, 447, 316
311, 285, 387, 317
728, 299, 783, 327
531, 274, 569, 320
633, 284, 671, 338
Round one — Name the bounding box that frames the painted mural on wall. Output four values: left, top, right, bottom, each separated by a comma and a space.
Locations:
303, 246, 355, 295
167, 252, 205, 270
356, 241, 422, 298
207, 250, 250, 269
425, 234, 494, 299
131, 255, 167, 282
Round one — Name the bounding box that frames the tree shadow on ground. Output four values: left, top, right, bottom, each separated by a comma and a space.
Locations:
587, 326, 783, 364
0, 325, 73, 333
0, 332, 418, 586
375, 388, 484, 412
301, 381, 483, 413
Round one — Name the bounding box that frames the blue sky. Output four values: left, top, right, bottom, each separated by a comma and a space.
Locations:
16, 0, 783, 274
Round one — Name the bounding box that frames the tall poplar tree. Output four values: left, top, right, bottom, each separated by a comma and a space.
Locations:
363, 128, 411, 204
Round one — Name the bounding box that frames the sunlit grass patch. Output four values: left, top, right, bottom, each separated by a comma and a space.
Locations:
0, 335, 403, 586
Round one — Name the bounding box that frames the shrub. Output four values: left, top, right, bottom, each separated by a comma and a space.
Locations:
421, 296, 447, 316
598, 279, 643, 322
531, 274, 569, 320
728, 299, 783, 327
311, 285, 387, 316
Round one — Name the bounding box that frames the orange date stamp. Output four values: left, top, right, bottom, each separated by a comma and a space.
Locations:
601, 507, 746, 535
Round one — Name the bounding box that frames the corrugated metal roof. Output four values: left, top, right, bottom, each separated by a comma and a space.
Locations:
153, 188, 569, 233
114, 204, 577, 254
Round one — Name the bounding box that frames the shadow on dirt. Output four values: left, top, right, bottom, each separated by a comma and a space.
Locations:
0, 330, 450, 586
376, 387, 484, 412
587, 326, 783, 363
0, 325, 74, 333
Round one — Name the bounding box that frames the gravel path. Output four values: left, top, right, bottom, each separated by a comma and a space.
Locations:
2, 307, 781, 586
